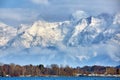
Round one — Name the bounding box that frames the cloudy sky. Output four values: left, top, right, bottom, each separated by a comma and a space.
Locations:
0, 0, 120, 67
0, 0, 119, 26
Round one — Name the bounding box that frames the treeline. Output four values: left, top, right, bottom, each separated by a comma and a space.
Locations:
0, 63, 120, 77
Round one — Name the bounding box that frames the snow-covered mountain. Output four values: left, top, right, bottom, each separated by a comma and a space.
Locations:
0, 12, 120, 48
67, 13, 120, 46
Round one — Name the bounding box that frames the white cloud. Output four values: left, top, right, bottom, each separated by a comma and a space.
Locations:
0, 40, 119, 66
76, 55, 89, 61
72, 10, 89, 20
31, 0, 49, 5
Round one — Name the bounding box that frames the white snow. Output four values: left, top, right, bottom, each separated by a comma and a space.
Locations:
0, 22, 17, 46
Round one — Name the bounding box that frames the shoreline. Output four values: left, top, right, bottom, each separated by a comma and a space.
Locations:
1, 75, 120, 78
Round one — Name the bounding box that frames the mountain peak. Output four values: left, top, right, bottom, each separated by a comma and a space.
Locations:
71, 10, 89, 21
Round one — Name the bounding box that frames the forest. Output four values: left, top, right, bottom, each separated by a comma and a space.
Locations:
0, 63, 120, 77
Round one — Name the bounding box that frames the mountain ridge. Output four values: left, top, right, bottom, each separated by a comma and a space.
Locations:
0, 12, 120, 48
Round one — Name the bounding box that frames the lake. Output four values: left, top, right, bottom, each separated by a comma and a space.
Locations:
0, 77, 120, 80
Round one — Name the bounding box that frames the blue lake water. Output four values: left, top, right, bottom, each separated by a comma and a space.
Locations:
0, 77, 120, 80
